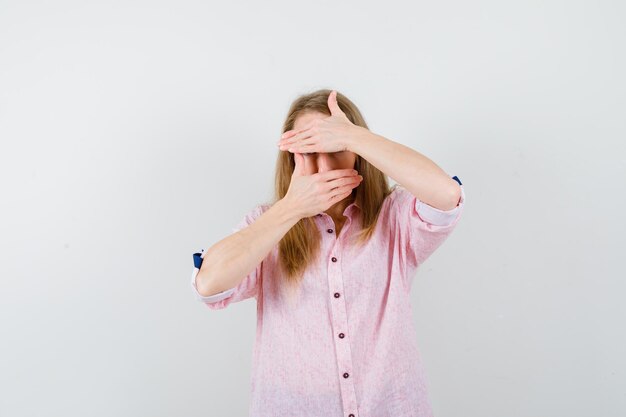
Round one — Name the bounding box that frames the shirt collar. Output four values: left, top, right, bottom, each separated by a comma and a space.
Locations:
316, 200, 360, 219
343, 200, 360, 216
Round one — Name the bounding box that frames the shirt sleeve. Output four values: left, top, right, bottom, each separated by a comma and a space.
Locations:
390, 175, 466, 270
190, 204, 267, 310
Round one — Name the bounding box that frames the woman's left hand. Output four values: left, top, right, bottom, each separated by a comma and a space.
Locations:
277, 90, 362, 154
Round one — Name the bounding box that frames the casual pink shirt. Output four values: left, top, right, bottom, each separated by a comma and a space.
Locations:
191, 178, 466, 417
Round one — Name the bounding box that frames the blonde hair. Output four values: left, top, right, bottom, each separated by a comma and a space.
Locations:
271, 89, 392, 289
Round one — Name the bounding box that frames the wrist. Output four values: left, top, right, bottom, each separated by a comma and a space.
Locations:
273, 197, 303, 224
345, 126, 372, 154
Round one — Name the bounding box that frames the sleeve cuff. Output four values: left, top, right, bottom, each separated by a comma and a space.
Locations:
415, 184, 465, 227
191, 249, 236, 303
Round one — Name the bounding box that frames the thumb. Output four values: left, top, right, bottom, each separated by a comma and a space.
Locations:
327, 90, 345, 117
317, 154, 331, 174
293, 152, 305, 177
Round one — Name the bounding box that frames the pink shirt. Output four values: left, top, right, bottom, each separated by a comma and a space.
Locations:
191, 178, 466, 417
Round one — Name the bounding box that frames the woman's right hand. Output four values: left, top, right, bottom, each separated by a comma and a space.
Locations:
283, 152, 363, 219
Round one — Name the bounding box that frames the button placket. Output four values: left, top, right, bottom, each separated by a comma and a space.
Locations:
326, 220, 359, 416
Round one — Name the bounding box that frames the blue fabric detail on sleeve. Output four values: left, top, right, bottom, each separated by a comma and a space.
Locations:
452, 175, 462, 186
193, 251, 203, 269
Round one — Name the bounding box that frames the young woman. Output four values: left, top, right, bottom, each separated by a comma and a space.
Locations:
191, 89, 466, 417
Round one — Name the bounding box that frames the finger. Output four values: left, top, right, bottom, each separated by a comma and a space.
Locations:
328, 184, 355, 201
317, 153, 331, 174
292, 137, 317, 149
293, 152, 305, 177
302, 154, 316, 176
281, 130, 296, 139
315, 168, 358, 182
287, 128, 314, 144
282, 124, 310, 139
289, 143, 317, 154
325, 174, 362, 191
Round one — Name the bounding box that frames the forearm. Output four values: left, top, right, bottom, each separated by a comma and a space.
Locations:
347, 128, 461, 210
195, 199, 300, 297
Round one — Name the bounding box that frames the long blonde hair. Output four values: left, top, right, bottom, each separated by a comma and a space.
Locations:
273, 89, 391, 286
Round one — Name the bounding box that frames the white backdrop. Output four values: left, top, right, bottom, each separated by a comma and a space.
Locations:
1, 1, 624, 416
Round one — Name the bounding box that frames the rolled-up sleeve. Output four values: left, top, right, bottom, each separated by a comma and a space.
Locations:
391, 176, 466, 270
415, 185, 465, 227
190, 204, 268, 310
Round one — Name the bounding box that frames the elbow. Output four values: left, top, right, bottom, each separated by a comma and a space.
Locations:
195, 262, 231, 298
451, 184, 463, 206
195, 267, 218, 297
440, 183, 462, 211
